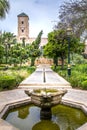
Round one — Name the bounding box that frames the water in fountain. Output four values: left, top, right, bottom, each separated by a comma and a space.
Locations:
4, 104, 87, 130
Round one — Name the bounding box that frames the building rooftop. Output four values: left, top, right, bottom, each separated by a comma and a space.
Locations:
17, 12, 28, 17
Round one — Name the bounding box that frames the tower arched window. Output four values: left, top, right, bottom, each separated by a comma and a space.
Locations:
21, 21, 24, 24
22, 29, 24, 32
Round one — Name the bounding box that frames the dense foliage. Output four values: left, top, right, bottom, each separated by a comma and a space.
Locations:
44, 30, 84, 69
0, 31, 43, 66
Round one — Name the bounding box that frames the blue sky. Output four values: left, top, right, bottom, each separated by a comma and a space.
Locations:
0, 0, 67, 37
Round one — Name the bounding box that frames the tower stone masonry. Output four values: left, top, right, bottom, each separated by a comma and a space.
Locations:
17, 12, 29, 43
17, 12, 48, 46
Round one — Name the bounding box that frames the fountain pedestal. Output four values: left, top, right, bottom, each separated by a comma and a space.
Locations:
40, 95, 52, 119
40, 107, 52, 119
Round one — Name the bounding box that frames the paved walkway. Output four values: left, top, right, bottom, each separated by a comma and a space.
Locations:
0, 65, 87, 130
19, 65, 71, 89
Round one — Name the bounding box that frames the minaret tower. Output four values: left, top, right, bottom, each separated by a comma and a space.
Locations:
17, 12, 29, 43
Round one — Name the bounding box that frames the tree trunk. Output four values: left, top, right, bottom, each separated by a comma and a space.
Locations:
53, 57, 58, 69
31, 57, 35, 66
20, 59, 22, 67
61, 57, 64, 69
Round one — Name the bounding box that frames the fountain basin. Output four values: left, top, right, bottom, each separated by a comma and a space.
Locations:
4, 104, 87, 130
25, 88, 67, 119
25, 89, 67, 108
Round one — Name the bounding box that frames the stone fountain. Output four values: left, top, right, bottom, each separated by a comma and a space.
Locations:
25, 88, 67, 119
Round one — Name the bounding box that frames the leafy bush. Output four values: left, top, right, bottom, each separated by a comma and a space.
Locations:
71, 53, 87, 64
52, 63, 87, 90
67, 71, 87, 89
68, 76, 80, 88
74, 64, 87, 73
0, 66, 36, 91
81, 80, 87, 90
27, 66, 36, 74
0, 75, 16, 90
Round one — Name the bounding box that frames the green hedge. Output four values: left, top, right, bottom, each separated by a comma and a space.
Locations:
0, 66, 36, 91
0, 75, 17, 90
0, 74, 25, 90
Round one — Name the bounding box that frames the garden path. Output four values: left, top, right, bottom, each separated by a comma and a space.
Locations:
19, 64, 71, 89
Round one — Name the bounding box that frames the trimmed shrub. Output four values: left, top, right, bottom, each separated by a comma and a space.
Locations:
0, 75, 17, 90
0, 66, 36, 91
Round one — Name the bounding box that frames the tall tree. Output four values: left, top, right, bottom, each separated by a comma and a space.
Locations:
57, 0, 87, 39
2, 32, 16, 48
1, 32, 16, 64
10, 44, 28, 66
0, 0, 10, 19
0, 44, 4, 64
44, 30, 83, 69
28, 30, 43, 66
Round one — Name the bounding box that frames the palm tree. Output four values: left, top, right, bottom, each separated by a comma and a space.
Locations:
1, 32, 16, 64
0, 0, 10, 19
3, 32, 16, 48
